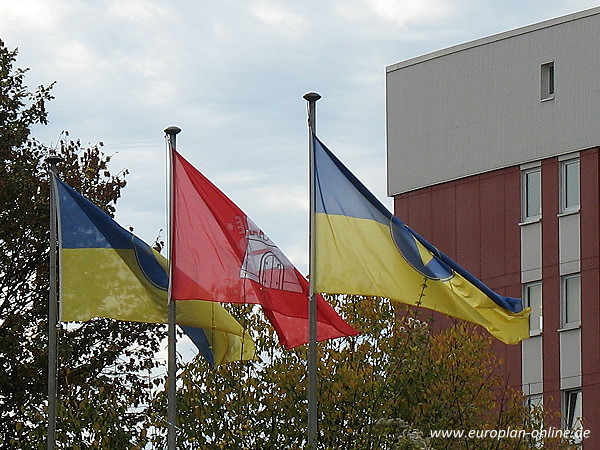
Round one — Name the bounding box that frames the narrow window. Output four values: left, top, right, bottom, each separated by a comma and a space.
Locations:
560, 158, 580, 213
525, 394, 544, 448
522, 167, 541, 221
561, 274, 581, 328
524, 282, 542, 335
563, 389, 583, 443
541, 62, 555, 101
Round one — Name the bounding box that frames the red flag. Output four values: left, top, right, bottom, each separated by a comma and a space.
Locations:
171, 149, 358, 348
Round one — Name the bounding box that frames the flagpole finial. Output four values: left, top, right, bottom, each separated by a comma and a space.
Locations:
45, 155, 63, 167
303, 92, 321, 102
164, 126, 181, 137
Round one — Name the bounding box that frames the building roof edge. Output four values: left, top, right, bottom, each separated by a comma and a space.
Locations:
386, 6, 600, 73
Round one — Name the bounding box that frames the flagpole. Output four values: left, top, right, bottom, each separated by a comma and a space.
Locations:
304, 91, 321, 449
164, 126, 181, 450
46, 155, 63, 450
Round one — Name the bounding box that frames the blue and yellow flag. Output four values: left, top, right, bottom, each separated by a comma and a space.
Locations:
312, 135, 529, 344
54, 176, 255, 365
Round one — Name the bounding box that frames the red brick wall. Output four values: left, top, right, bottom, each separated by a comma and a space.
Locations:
393, 166, 522, 388
394, 149, 600, 448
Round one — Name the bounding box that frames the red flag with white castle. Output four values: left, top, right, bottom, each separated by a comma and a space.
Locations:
170, 149, 358, 348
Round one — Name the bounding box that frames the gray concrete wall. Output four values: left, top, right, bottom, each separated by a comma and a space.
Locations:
386, 7, 600, 195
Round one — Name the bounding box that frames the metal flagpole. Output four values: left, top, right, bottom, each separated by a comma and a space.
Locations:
164, 126, 181, 450
46, 155, 63, 450
304, 91, 321, 449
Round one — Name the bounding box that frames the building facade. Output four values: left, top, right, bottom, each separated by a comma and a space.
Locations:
386, 7, 600, 448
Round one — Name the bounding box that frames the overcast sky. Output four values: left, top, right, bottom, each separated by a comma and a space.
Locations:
3, 1, 598, 275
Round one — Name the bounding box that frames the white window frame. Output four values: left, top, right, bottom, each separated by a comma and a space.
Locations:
541, 61, 555, 101
522, 166, 541, 222
560, 273, 581, 329
524, 282, 542, 335
560, 157, 580, 214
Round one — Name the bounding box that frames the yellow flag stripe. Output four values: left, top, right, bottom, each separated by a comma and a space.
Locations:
314, 213, 529, 344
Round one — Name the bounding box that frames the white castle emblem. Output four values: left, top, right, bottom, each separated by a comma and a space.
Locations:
240, 218, 302, 292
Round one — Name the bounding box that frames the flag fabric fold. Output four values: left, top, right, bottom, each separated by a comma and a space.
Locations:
311, 135, 529, 344
55, 176, 255, 366
170, 149, 358, 349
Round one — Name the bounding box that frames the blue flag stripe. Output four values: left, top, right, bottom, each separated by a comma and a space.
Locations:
314, 135, 391, 224
57, 179, 133, 249
180, 326, 215, 367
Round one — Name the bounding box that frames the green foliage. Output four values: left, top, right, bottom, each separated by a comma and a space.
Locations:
147, 297, 574, 450
0, 39, 163, 448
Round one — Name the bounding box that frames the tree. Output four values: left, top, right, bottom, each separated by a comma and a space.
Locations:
149, 296, 575, 449
0, 39, 164, 448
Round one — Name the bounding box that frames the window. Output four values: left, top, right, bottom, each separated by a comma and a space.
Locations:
561, 274, 581, 328
522, 167, 541, 221
541, 62, 555, 101
524, 282, 542, 335
560, 158, 580, 213
525, 394, 544, 448
526, 393, 543, 411
563, 389, 583, 443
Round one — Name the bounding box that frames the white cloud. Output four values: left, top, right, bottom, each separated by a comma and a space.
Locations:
107, 0, 168, 21
51, 39, 97, 74
250, 2, 306, 39
365, 0, 450, 26
0, 0, 65, 33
